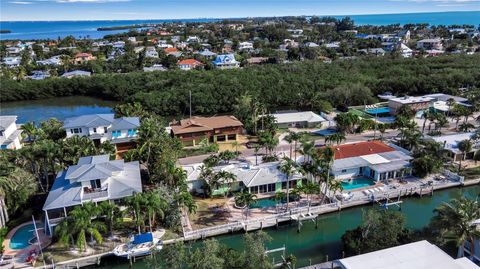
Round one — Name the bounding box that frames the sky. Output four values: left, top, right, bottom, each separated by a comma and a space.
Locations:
1, 0, 480, 21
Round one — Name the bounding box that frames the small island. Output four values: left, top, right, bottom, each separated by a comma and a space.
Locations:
0, 30, 12, 34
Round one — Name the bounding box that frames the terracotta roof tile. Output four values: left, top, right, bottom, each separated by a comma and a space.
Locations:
170, 115, 243, 135
329, 141, 395, 160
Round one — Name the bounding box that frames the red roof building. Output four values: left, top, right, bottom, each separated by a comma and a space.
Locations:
177, 59, 203, 70
331, 141, 396, 160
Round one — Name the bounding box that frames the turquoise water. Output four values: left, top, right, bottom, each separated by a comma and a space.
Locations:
1, 11, 479, 40
97, 185, 479, 268
9, 223, 37, 250
341, 177, 375, 190
0, 96, 115, 124
365, 107, 391, 115
250, 198, 279, 209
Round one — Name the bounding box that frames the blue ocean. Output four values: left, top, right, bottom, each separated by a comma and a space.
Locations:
0, 11, 479, 40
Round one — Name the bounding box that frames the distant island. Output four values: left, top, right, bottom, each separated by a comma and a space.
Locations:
0, 30, 12, 34
97, 24, 153, 31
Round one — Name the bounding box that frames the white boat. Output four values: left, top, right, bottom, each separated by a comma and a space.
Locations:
112, 230, 164, 258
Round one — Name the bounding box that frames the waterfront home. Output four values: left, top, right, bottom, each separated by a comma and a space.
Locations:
61, 70, 91, 78
327, 141, 412, 181
388, 96, 434, 115
426, 132, 478, 162
183, 160, 302, 195
334, 240, 477, 269
63, 114, 140, 152
458, 218, 480, 264
74, 53, 96, 64
212, 54, 240, 69
170, 115, 243, 147
42, 155, 142, 235
177, 59, 203, 70
417, 38, 443, 50
0, 116, 23, 150
424, 93, 471, 113
270, 111, 327, 128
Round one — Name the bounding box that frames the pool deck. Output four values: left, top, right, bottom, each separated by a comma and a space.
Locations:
2, 221, 51, 268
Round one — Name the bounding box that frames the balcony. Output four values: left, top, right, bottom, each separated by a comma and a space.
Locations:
82, 185, 109, 201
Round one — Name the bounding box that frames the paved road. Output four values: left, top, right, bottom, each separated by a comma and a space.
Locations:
178, 115, 478, 166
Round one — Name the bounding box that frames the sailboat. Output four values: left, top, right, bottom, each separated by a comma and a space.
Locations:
112, 230, 164, 258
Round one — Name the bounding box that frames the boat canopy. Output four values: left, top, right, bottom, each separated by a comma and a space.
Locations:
133, 233, 153, 244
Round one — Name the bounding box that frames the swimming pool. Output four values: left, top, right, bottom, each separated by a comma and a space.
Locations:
365, 107, 391, 115
341, 178, 375, 190
250, 198, 279, 209
9, 223, 39, 250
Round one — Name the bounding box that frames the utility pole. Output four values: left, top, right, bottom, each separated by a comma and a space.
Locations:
189, 90, 192, 119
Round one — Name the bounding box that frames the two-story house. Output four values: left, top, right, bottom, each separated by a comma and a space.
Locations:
63, 114, 140, 153
74, 53, 96, 64
42, 155, 142, 235
0, 116, 23, 150
212, 54, 240, 69
177, 59, 203, 70
417, 38, 443, 50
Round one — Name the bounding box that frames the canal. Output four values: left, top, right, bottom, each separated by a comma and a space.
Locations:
0, 96, 116, 124
99, 185, 479, 268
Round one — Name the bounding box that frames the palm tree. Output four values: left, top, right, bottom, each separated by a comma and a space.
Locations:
318, 146, 335, 205
214, 170, 237, 196
21, 122, 37, 143
290, 132, 303, 161
144, 191, 167, 232
329, 132, 346, 145
56, 202, 106, 252
430, 198, 480, 261
301, 181, 319, 212
231, 140, 241, 154
234, 190, 257, 220
459, 123, 475, 133
284, 132, 294, 159
299, 139, 315, 163
458, 139, 473, 171
446, 98, 456, 119
125, 192, 146, 234
274, 191, 286, 212
98, 201, 121, 236
279, 157, 296, 210
253, 145, 260, 166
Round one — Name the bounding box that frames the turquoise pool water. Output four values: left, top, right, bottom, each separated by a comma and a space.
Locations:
250, 198, 280, 209
9, 223, 38, 250
365, 107, 391, 115
341, 178, 375, 190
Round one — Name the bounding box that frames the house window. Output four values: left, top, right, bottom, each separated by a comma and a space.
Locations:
0, 130, 4, 136
93, 128, 97, 133
104, 127, 108, 133
341, 169, 347, 173
90, 179, 101, 189
72, 128, 80, 134
70, 129, 74, 134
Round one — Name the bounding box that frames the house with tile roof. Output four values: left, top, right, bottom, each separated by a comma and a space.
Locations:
74, 53, 96, 64
170, 116, 243, 147
164, 47, 183, 57
42, 154, 142, 235
63, 114, 140, 152
177, 59, 203, 70
325, 141, 412, 181
0, 115, 22, 150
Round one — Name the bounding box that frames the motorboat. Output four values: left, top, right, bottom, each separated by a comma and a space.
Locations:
112, 230, 164, 258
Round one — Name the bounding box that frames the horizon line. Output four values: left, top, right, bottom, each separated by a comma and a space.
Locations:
1, 10, 479, 23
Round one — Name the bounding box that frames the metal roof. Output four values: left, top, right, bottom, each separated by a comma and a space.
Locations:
0, 115, 17, 130
63, 114, 114, 128
271, 111, 326, 124
338, 240, 478, 269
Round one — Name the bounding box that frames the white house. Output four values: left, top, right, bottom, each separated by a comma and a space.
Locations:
36, 55, 63, 66
335, 240, 478, 269
63, 114, 140, 150
61, 70, 91, 78
270, 111, 327, 128
145, 47, 159, 58
42, 155, 142, 235
417, 38, 443, 50
212, 54, 240, 69
238, 42, 254, 51
0, 116, 23, 150
399, 43, 413, 58
329, 141, 412, 181
3, 57, 21, 67
426, 132, 478, 162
